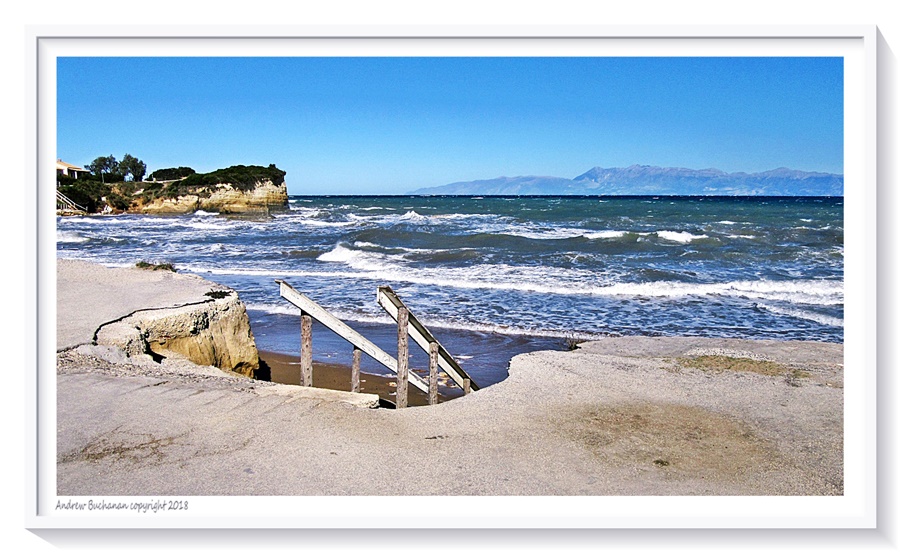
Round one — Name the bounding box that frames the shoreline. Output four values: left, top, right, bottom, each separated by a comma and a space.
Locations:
257, 349, 465, 407
54, 259, 845, 496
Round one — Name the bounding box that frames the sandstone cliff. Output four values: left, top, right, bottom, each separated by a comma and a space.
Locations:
137, 180, 288, 215
123, 164, 290, 215
93, 287, 260, 377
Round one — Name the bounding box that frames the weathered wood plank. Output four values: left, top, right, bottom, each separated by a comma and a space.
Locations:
428, 341, 439, 405
351, 347, 361, 393
376, 286, 480, 391
277, 280, 429, 393
300, 313, 313, 387
397, 307, 409, 409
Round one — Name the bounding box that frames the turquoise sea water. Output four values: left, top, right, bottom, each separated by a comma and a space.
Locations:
57, 195, 843, 387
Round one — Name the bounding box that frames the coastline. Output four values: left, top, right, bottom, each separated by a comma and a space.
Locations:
54, 259, 844, 496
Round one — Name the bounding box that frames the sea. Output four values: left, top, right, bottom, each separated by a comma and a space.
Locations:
56, 195, 844, 388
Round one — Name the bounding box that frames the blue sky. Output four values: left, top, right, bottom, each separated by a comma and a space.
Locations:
57, 56, 843, 195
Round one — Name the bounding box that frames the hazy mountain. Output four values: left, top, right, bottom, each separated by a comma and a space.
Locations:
409, 165, 843, 196
409, 175, 577, 196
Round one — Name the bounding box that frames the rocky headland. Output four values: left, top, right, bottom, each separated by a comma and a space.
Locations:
130, 164, 289, 215
135, 179, 288, 215
58, 163, 290, 216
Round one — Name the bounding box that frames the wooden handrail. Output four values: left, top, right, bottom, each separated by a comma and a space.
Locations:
377, 286, 479, 392
56, 190, 87, 212
276, 280, 430, 394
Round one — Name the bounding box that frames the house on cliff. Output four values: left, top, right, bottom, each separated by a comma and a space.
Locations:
56, 159, 89, 181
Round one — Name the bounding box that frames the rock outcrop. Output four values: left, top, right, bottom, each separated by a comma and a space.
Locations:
137, 180, 288, 215
94, 289, 260, 378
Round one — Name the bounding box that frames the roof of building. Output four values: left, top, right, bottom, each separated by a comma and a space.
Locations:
56, 159, 87, 171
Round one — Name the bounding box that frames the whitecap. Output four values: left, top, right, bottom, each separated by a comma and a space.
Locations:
583, 230, 627, 240
755, 303, 843, 327
656, 230, 709, 243
186, 222, 228, 230
399, 210, 428, 222
317, 244, 395, 272
57, 231, 89, 243
578, 279, 844, 307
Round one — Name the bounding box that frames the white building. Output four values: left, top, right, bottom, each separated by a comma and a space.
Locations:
56, 159, 90, 180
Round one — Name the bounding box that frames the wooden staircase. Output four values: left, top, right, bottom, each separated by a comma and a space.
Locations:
56, 190, 87, 215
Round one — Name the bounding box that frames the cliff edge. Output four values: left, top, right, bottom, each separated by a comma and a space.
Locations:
137, 180, 288, 215
124, 164, 289, 215
57, 259, 260, 377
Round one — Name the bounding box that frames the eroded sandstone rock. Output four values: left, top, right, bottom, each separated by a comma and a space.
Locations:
94, 289, 260, 377
137, 180, 288, 215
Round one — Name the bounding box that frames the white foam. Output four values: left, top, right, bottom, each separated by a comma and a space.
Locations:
503, 226, 627, 241
317, 244, 393, 271
657, 230, 709, 243
590, 279, 843, 305
352, 241, 464, 255
202, 247, 844, 309
583, 230, 627, 240
398, 210, 428, 222
348, 210, 501, 228
57, 215, 122, 225
185, 221, 228, 230
296, 219, 356, 227
501, 227, 582, 240
56, 231, 89, 243
755, 303, 844, 327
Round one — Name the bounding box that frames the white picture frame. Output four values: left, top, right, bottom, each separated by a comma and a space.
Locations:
23, 23, 881, 546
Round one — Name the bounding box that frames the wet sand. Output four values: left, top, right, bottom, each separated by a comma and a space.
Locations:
258, 349, 465, 407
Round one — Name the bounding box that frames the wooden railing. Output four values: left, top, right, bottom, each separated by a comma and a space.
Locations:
56, 190, 87, 213
276, 279, 475, 408
377, 286, 478, 394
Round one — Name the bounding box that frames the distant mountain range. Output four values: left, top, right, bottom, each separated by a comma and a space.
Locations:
408, 165, 843, 196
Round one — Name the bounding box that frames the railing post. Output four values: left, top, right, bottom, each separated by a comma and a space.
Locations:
428, 342, 439, 405
396, 306, 409, 408
277, 280, 431, 395
351, 347, 361, 393
463, 378, 471, 395
376, 286, 479, 393
300, 312, 313, 387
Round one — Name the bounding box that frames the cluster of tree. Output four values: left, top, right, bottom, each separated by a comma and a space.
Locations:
148, 167, 196, 181
85, 153, 148, 183
164, 164, 286, 197
56, 153, 148, 212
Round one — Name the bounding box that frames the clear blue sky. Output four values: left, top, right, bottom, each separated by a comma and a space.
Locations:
57, 56, 843, 195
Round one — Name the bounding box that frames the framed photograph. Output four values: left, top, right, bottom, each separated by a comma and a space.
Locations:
27, 25, 878, 533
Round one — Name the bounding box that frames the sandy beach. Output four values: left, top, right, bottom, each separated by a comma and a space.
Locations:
55, 259, 843, 496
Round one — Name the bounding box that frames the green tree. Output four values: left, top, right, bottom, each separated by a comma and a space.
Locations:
87, 155, 118, 183
149, 166, 195, 181
119, 153, 147, 182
